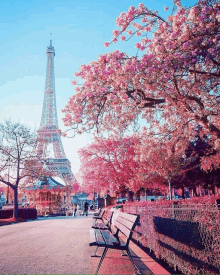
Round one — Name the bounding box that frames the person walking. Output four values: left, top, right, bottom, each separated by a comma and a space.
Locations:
73, 204, 77, 217
77, 204, 81, 216
83, 201, 89, 216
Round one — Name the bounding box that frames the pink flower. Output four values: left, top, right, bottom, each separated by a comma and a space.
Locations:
127, 30, 132, 35
136, 23, 142, 30
71, 80, 77, 85
103, 42, 110, 48
164, 6, 169, 11
120, 35, 126, 41
112, 29, 120, 37
135, 43, 141, 49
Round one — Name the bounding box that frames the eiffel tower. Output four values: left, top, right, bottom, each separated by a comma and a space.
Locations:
33, 39, 77, 186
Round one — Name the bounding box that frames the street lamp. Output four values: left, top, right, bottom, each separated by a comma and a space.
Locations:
6, 158, 10, 204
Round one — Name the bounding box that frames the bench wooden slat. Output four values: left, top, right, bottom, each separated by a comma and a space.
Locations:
107, 211, 112, 219
116, 216, 134, 230
114, 220, 131, 238
93, 216, 103, 220
93, 209, 105, 219
108, 211, 113, 220
97, 223, 103, 229
100, 230, 114, 246
90, 228, 97, 246
93, 208, 101, 216
120, 212, 138, 223
92, 221, 108, 230
95, 229, 106, 246
101, 229, 120, 246
104, 211, 113, 223
92, 211, 113, 230
92, 220, 105, 228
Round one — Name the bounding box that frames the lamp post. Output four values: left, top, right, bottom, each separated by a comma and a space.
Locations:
6, 158, 10, 204
93, 187, 95, 208
168, 180, 172, 200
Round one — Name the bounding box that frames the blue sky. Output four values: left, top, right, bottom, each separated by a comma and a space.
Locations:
0, 0, 197, 176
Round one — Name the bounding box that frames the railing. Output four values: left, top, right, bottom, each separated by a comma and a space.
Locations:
114, 203, 220, 274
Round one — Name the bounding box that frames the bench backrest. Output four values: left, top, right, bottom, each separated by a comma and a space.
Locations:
97, 209, 105, 219
104, 211, 113, 226
114, 212, 139, 247
97, 208, 102, 215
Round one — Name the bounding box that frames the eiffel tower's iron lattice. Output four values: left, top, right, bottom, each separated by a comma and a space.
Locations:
33, 40, 77, 186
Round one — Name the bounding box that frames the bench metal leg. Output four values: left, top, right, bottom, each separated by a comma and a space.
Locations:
121, 250, 128, 256
91, 246, 99, 257
127, 248, 138, 274
95, 247, 108, 275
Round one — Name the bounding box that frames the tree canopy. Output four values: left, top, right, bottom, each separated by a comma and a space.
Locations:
63, 0, 220, 171
0, 120, 44, 218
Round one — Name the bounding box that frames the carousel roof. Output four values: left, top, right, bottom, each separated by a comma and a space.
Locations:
24, 176, 67, 190
34, 176, 64, 187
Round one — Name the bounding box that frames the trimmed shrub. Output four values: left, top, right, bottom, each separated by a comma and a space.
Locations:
0, 208, 37, 220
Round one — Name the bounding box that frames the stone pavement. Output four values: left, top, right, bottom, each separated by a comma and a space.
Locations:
0, 214, 170, 274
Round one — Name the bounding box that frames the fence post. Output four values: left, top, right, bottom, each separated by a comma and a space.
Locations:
174, 253, 177, 271
216, 199, 220, 210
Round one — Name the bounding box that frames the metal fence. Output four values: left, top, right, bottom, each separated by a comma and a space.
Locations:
121, 203, 220, 274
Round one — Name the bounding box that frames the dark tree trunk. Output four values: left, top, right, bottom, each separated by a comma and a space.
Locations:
211, 185, 216, 195
193, 186, 198, 196
128, 191, 134, 202
181, 186, 185, 199
6, 185, 9, 204
13, 187, 18, 219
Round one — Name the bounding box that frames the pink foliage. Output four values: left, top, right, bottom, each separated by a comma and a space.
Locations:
63, 0, 220, 170
78, 136, 146, 194
78, 135, 182, 194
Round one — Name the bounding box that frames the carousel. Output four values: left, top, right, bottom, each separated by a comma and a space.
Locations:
19, 176, 73, 216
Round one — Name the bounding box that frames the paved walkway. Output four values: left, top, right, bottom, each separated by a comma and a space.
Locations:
0, 215, 170, 274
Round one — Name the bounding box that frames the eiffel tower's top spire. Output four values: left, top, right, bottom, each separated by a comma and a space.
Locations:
39, 39, 58, 129
46, 37, 55, 56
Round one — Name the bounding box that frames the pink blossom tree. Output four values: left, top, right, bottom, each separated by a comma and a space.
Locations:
135, 131, 187, 199
63, 0, 220, 170
78, 136, 142, 195
78, 135, 170, 197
